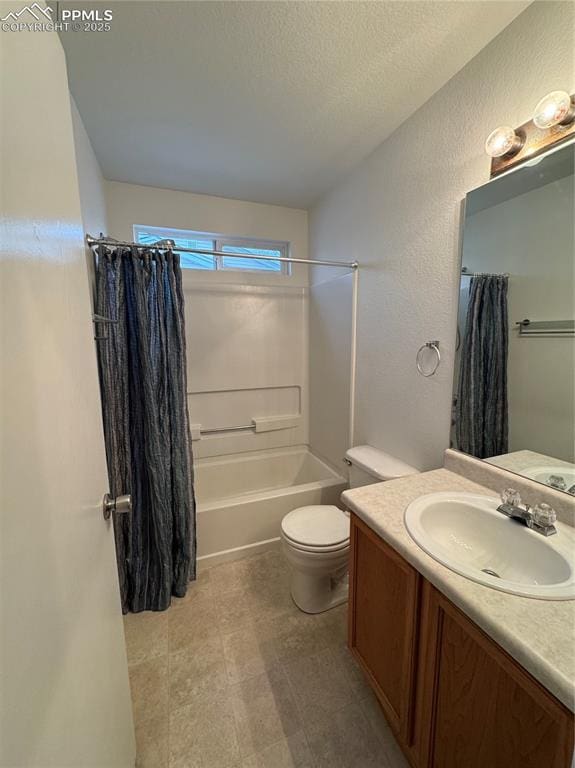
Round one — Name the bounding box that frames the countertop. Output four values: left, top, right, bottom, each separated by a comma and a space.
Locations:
342, 468, 575, 712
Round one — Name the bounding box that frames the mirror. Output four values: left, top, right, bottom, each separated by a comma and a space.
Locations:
452, 141, 575, 495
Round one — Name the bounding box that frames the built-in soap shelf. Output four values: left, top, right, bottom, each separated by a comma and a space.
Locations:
190, 414, 301, 440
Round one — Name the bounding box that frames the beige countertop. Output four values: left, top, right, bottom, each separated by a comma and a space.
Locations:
342, 468, 575, 712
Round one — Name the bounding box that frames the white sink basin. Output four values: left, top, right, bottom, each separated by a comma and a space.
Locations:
404, 492, 575, 600
523, 465, 575, 494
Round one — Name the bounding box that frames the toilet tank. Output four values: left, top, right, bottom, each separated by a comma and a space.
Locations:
345, 445, 418, 488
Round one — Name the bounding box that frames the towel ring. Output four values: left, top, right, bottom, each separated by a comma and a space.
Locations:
416, 341, 441, 377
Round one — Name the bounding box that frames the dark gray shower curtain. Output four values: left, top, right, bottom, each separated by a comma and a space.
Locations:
456, 274, 509, 459
96, 245, 196, 613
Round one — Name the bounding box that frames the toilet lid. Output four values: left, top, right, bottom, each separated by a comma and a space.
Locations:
281, 505, 349, 548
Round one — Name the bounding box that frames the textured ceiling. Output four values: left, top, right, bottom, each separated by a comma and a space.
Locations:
61, 1, 529, 208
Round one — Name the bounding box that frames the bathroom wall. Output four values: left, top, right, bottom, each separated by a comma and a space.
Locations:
70, 99, 108, 304
309, 1, 574, 472
105, 182, 309, 458
461, 176, 575, 462
70, 99, 108, 238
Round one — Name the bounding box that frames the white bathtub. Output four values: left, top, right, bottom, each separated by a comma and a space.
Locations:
194, 446, 348, 566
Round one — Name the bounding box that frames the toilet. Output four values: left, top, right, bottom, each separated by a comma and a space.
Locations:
281, 445, 418, 614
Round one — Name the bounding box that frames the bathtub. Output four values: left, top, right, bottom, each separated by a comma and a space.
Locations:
194, 446, 348, 566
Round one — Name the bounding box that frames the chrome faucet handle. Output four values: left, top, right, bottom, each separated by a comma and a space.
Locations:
532, 503, 557, 528
548, 474, 567, 491
500, 488, 522, 507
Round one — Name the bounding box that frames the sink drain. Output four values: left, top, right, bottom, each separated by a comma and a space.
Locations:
481, 568, 501, 578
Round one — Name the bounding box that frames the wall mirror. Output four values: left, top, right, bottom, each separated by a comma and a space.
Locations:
452, 141, 574, 495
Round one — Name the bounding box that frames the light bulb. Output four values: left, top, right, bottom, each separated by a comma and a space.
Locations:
484, 126, 523, 158
533, 90, 575, 129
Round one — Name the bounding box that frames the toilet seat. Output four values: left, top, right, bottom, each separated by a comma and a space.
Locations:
281, 505, 350, 552
282, 535, 350, 554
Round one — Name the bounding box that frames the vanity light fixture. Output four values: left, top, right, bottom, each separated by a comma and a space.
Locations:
533, 90, 575, 129
484, 125, 523, 158
486, 90, 575, 177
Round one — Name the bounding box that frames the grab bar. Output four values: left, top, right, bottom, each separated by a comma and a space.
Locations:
200, 424, 253, 435
191, 415, 301, 439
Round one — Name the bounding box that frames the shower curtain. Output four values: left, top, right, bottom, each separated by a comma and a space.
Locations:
456, 274, 509, 459
96, 245, 196, 613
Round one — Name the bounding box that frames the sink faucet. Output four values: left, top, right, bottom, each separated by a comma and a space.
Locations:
497, 489, 557, 537
548, 474, 567, 491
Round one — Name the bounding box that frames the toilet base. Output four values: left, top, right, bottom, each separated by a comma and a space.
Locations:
290, 564, 349, 614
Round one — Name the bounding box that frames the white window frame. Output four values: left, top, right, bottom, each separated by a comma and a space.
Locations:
133, 225, 290, 275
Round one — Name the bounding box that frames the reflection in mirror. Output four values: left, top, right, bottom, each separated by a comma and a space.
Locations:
452, 142, 575, 494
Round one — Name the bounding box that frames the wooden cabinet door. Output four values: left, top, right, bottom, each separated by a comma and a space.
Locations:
419, 583, 575, 768
348, 513, 421, 745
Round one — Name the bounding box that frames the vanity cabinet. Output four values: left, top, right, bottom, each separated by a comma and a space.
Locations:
348, 513, 575, 768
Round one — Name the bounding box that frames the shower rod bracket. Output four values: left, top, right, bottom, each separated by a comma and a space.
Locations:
92, 313, 118, 341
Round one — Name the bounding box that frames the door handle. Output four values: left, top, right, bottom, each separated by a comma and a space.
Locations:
102, 493, 131, 521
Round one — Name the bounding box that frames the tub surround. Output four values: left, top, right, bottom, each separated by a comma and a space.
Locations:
105, 180, 310, 463
445, 448, 575, 526
342, 468, 575, 711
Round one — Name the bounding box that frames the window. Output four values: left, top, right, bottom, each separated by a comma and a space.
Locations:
134, 225, 289, 274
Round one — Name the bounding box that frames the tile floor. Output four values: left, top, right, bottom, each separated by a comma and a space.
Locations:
124, 549, 410, 768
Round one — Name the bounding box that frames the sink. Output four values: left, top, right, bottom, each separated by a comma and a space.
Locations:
523, 465, 575, 494
404, 492, 575, 599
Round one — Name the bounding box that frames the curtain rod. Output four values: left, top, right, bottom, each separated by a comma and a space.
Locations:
86, 235, 358, 270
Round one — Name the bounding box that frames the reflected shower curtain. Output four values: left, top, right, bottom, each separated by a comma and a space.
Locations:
457, 274, 509, 459
96, 246, 196, 613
